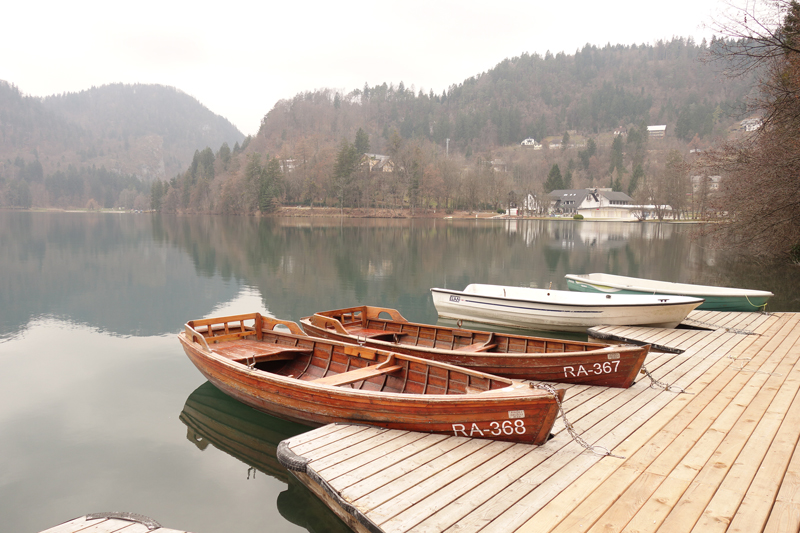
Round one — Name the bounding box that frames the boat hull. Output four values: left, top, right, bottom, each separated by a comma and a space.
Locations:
301, 307, 650, 388
178, 313, 563, 445
565, 273, 773, 312
430, 285, 703, 332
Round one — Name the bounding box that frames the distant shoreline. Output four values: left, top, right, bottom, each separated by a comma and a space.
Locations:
2, 205, 709, 222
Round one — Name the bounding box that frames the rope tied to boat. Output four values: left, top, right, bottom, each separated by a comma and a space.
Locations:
744, 295, 769, 311
640, 365, 693, 394
527, 381, 625, 460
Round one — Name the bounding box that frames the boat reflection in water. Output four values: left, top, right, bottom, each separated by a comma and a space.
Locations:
179, 381, 351, 533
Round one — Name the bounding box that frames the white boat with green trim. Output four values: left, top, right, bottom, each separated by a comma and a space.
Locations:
430, 284, 703, 333
565, 273, 773, 312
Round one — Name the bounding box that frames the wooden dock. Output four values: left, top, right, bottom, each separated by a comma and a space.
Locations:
40, 514, 188, 533
277, 310, 800, 533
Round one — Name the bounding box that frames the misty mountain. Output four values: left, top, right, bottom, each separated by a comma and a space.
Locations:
0, 81, 244, 208
1, 37, 760, 213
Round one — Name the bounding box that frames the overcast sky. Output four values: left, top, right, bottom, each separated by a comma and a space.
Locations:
4, 0, 724, 136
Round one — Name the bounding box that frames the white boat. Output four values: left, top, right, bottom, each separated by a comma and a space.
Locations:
565, 273, 773, 312
430, 284, 704, 332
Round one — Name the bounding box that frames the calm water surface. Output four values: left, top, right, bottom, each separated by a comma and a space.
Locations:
1, 211, 797, 533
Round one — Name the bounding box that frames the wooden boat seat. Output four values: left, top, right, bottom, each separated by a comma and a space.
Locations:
345, 326, 398, 342
456, 342, 498, 353
213, 339, 312, 364
312, 364, 404, 386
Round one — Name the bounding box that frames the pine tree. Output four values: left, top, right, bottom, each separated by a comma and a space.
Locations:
544, 164, 564, 193
609, 134, 624, 175
628, 165, 644, 196
259, 158, 282, 213
332, 140, 359, 210
355, 128, 370, 154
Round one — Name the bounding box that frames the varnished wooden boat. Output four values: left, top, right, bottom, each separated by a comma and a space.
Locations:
301, 306, 650, 388
178, 313, 564, 445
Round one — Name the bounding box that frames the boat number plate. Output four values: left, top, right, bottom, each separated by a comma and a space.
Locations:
607, 352, 620, 360
451, 419, 527, 437
449, 295, 461, 303
563, 361, 620, 378
508, 410, 525, 419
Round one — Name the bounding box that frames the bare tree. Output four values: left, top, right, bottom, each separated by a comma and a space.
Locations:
663, 150, 689, 220
700, 0, 800, 259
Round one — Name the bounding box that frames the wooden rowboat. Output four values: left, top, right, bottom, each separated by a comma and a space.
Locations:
178, 313, 564, 445
301, 306, 650, 388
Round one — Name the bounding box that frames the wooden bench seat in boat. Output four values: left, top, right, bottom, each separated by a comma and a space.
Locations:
212, 339, 313, 364
455, 342, 498, 352
343, 326, 398, 341
454, 332, 497, 352
311, 363, 404, 386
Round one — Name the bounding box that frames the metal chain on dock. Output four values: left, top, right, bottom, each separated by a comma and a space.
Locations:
681, 316, 768, 336
725, 354, 782, 377
639, 365, 693, 394
528, 382, 625, 460
86, 513, 161, 531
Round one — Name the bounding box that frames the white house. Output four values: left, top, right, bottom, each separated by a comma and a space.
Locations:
691, 175, 721, 192
520, 138, 542, 149
741, 118, 762, 132
549, 188, 661, 220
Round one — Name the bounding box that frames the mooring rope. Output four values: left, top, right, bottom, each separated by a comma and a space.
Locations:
528, 381, 625, 459
744, 295, 769, 311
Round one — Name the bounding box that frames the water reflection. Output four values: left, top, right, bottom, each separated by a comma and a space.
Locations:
0, 211, 243, 338
1, 211, 797, 532
3, 211, 796, 344
179, 382, 351, 533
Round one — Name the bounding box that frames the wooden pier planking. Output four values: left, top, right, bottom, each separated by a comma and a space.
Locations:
279, 311, 798, 533
533, 315, 785, 533
580, 316, 799, 533
39, 515, 188, 533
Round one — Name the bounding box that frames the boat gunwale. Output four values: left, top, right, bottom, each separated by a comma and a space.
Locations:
564, 273, 774, 298
430, 286, 705, 309
177, 331, 549, 402
299, 316, 645, 360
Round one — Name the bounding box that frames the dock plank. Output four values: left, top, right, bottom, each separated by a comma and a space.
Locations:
614, 322, 800, 532
516, 318, 778, 533
39, 515, 188, 533
444, 333, 742, 533
544, 314, 788, 531
347, 438, 494, 509
279, 312, 798, 533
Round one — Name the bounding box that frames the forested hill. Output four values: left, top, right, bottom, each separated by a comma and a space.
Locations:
0, 82, 244, 209
2, 38, 759, 214
259, 38, 754, 157
168, 37, 753, 216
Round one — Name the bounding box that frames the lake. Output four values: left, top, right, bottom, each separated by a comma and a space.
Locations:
1, 211, 797, 533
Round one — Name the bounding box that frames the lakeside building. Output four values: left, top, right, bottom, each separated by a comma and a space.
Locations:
549, 188, 670, 220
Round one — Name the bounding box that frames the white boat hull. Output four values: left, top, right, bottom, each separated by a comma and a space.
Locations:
430, 284, 704, 332
565, 273, 773, 312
